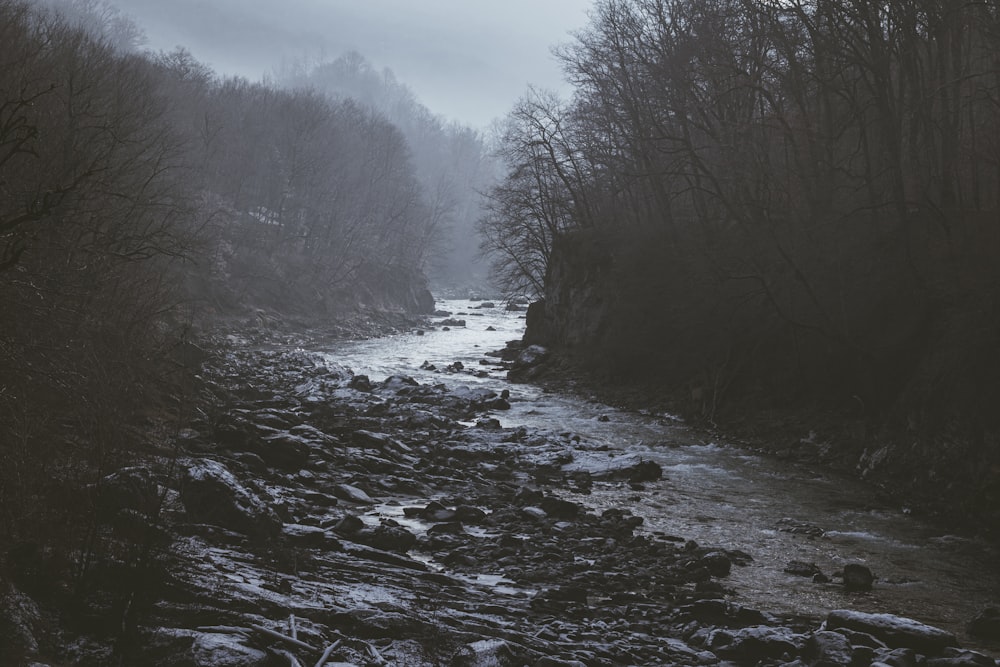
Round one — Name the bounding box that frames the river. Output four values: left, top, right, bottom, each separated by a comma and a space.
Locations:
319, 298, 1000, 654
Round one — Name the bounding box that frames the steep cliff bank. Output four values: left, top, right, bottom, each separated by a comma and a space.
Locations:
525, 228, 1000, 536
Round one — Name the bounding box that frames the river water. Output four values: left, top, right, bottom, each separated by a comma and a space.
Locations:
319, 299, 1000, 654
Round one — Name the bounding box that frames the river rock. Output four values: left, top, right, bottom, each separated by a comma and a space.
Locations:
515, 345, 549, 368
258, 431, 311, 470
370, 524, 417, 552
180, 459, 282, 539
698, 551, 732, 577
784, 560, 822, 577
825, 610, 958, 654
843, 563, 875, 591
709, 625, 806, 661
967, 606, 1000, 640
334, 483, 375, 504
807, 629, 855, 666
927, 647, 1000, 667
450, 638, 517, 666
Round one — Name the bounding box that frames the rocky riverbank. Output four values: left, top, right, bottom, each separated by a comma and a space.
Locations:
3, 328, 999, 666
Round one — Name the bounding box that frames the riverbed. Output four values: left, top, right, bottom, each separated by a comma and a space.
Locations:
321, 298, 1000, 653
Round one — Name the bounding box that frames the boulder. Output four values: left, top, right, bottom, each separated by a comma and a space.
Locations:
710, 625, 806, 662
843, 563, 875, 591
450, 638, 517, 666
698, 551, 732, 577
967, 606, 1000, 640
826, 610, 958, 654
333, 484, 375, 504
180, 459, 281, 539
927, 647, 999, 667
807, 630, 854, 666
369, 524, 417, 552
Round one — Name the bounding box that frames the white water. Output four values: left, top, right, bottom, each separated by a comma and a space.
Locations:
319, 299, 1000, 653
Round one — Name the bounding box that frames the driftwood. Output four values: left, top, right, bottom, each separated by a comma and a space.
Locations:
288, 613, 297, 640
248, 623, 317, 653
314, 639, 342, 667
272, 648, 304, 667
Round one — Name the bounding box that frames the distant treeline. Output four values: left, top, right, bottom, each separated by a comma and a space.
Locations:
0, 0, 490, 551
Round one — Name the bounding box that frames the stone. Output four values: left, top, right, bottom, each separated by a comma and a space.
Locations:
967, 606, 1000, 640
698, 551, 732, 577
712, 625, 806, 662
258, 432, 311, 470
807, 630, 854, 666
843, 563, 875, 591
514, 345, 549, 368
334, 483, 375, 504
370, 524, 417, 552
540, 496, 579, 519
450, 638, 517, 666
826, 610, 958, 654
927, 647, 999, 667
334, 514, 365, 534
180, 459, 282, 539
784, 560, 822, 577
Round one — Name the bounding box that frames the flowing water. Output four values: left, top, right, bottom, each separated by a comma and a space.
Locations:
318, 299, 1000, 653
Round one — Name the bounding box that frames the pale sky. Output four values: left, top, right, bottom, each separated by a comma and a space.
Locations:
105, 0, 594, 129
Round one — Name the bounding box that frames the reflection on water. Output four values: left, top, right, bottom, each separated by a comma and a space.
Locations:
319, 300, 1000, 654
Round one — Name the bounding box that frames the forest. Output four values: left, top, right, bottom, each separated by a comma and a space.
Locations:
482, 0, 1000, 512
3, 0, 1000, 663
0, 0, 491, 562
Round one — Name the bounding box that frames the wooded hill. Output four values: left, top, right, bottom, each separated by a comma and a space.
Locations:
482, 0, 1000, 519
0, 0, 487, 558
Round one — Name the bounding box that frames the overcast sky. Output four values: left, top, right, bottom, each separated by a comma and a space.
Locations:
104, 0, 593, 129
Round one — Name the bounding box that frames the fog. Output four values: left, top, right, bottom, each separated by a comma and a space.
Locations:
106, 0, 593, 128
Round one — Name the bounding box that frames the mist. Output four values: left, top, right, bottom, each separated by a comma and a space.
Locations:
104, 0, 593, 128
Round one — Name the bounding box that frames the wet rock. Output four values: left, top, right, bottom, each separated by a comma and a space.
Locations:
258, 432, 311, 470
522, 506, 547, 521
540, 496, 580, 519
455, 505, 488, 524
450, 638, 517, 666
826, 610, 958, 654
710, 625, 805, 662
281, 523, 340, 548
843, 563, 875, 591
592, 457, 663, 483
476, 418, 502, 430
370, 524, 417, 552
534, 658, 586, 667
698, 551, 732, 577
927, 647, 999, 667
681, 600, 772, 627
874, 647, 922, 667
334, 483, 375, 504
439, 318, 467, 327
349, 374, 372, 391
427, 521, 465, 535
784, 560, 822, 578
142, 628, 269, 667
333, 514, 364, 534
967, 606, 1000, 640
180, 459, 281, 539
515, 345, 549, 368
807, 630, 854, 666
